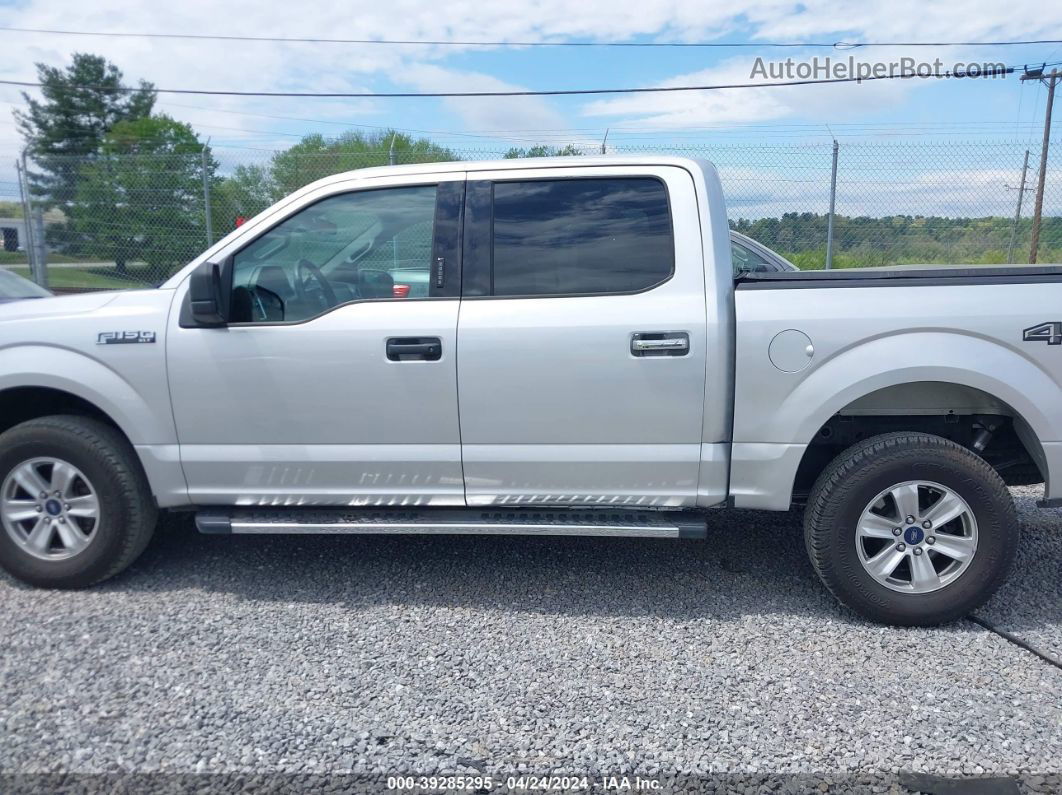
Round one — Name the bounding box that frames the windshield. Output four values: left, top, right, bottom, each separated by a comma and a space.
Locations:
0, 268, 50, 298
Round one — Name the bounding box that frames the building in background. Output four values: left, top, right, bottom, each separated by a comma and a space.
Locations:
0, 218, 25, 252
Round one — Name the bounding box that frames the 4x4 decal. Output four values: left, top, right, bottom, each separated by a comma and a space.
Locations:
1023, 322, 1062, 345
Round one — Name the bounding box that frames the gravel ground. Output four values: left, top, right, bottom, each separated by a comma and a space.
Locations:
0, 486, 1059, 793
977, 488, 1062, 661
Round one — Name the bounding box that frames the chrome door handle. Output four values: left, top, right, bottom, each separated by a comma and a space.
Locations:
631, 332, 690, 356
633, 338, 687, 351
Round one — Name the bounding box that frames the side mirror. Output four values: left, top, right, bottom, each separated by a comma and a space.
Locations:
188, 259, 229, 326
358, 268, 394, 298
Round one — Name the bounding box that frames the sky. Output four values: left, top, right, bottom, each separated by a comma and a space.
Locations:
1, 0, 1061, 218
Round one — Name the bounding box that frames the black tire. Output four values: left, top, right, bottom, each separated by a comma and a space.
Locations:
0, 415, 157, 588
804, 432, 1017, 626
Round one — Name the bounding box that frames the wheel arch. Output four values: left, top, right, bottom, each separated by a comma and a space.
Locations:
0, 346, 169, 444
792, 381, 1048, 499
732, 332, 1060, 510
0, 346, 188, 507
777, 340, 1058, 447
0, 385, 127, 438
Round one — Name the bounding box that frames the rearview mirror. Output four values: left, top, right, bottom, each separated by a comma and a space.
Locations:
188, 259, 230, 326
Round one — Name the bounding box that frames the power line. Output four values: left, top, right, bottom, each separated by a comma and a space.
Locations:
156, 101, 552, 144
0, 67, 1020, 100
0, 25, 1060, 49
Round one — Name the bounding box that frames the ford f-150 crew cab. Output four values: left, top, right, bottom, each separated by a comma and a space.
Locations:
1, 156, 1060, 626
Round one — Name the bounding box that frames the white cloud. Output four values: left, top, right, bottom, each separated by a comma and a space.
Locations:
0, 0, 1057, 143
0, 0, 1057, 210
581, 42, 1018, 129
570, 0, 1062, 129
717, 161, 1046, 219
398, 64, 573, 143
746, 0, 1062, 41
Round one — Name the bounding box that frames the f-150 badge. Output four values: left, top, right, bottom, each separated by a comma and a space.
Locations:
97, 331, 157, 345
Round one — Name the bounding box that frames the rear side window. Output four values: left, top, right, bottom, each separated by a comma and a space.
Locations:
730, 240, 773, 274
490, 178, 674, 297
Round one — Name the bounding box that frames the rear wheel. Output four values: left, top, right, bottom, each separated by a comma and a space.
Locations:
804, 432, 1017, 626
0, 416, 157, 588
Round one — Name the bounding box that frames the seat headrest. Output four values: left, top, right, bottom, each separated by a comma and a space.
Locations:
255, 265, 293, 297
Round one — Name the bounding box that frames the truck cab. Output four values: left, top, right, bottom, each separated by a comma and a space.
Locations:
169, 159, 733, 509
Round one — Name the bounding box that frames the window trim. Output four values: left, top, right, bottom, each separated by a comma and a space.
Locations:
218, 180, 463, 327
461, 175, 676, 301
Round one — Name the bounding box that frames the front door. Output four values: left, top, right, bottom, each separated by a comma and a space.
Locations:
167, 173, 466, 507
456, 166, 708, 507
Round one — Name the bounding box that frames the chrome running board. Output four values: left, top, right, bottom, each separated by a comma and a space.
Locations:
195, 508, 706, 539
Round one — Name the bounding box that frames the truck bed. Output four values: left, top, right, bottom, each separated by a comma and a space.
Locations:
737, 264, 1062, 289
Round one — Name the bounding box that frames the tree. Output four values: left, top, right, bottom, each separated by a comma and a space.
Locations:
15, 53, 156, 208
503, 144, 584, 158
203, 131, 457, 240
71, 116, 217, 275
209, 164, 278, 240
217, 164, 278, 214
269, 131, 457, 194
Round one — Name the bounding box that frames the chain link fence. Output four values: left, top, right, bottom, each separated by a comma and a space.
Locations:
4, 138, 1061, 291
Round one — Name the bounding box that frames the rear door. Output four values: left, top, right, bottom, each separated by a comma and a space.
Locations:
456, 165, 707, 507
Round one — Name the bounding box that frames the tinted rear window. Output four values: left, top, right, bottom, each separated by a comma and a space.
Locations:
491, 178, 674, 297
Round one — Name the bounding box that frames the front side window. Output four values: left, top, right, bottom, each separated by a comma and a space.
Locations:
231, 185, 437, 323
490, 178, 674, 297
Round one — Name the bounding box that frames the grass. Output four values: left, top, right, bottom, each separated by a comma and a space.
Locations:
6, 265, 155, 290
0, 252, 29, 266
0, 251, 98, 266
783, 247, 1062, 270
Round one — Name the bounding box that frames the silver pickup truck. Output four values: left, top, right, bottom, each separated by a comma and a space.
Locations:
1, 156, 1060, 626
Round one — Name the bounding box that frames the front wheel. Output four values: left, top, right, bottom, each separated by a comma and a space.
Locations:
804, 432, 1017, 626
0, 416, 157, 588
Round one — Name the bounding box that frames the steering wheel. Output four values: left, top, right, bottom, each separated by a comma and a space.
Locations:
295, 259, 338, 308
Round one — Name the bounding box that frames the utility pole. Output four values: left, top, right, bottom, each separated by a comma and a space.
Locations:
1021, 66, 1059, 264
14, 158, 33, 272
201, 141, 214, 247
389, 132, 397, 166
601, 128, 609, 155
17, 148, 45, 287
825, 139, 839, 269
30, 210, 47, 289
1006, 149, 1031, 264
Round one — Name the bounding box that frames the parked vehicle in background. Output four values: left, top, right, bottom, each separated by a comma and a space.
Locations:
0, 268, 51, 303
729, 230, 798, 274
1, 156, 1060, 627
